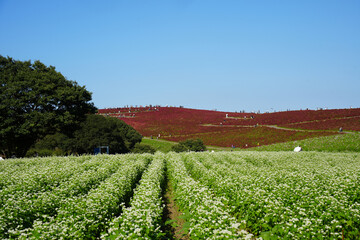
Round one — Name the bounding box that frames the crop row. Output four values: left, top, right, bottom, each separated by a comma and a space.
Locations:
167, 153, 253, 239
103, 154, 166, 239
181, 152, 360, 239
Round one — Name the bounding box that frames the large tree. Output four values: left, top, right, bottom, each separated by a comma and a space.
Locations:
0, 55, 96, 157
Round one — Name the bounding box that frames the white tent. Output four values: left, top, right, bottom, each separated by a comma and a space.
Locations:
294, 146, 302, 152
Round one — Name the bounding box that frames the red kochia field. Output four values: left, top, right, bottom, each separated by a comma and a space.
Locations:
98, 107, 360, 148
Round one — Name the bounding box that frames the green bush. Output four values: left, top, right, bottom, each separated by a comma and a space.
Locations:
25, 148, 65, 157
171, 143, 189, 153
131, 143, 156, 154
172, 139, 207, 152
25, 133, 71, 157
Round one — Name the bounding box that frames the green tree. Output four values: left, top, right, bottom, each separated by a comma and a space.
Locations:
0, 56, 96, 157
72, 114, 142, 154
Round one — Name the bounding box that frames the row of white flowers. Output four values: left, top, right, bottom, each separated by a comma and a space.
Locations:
182, 151, 360, 239
13, 154, 152, 240
167, 152, 254, 240
103, 153, 166, 239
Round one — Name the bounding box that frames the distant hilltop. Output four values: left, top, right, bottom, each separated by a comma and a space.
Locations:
98, 106, 360, 148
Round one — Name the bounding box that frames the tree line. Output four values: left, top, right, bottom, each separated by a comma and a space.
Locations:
0, 56, 142, 158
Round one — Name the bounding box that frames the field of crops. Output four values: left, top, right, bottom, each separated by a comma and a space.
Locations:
1, 152, 359, 239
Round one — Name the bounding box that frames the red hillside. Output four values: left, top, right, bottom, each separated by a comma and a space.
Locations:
98, 106, 360, 148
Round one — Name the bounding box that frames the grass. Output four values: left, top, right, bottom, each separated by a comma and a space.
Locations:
246, 132, 360, 152
141, 138, 177, 153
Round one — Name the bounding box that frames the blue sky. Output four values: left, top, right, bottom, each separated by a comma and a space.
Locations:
1, 0, 359, 112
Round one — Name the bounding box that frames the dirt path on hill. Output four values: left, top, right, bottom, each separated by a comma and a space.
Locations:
283, 115, 360, 125
264, 125, 333, 132
161, 129, 241, 139
200, 123, 354, 134
199, 115, 360, 133
201, 124, 254, 127
200, 123, 333, 132
264, 125, 355, 134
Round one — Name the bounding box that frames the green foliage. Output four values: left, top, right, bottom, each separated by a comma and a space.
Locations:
131, 143, 156, 154
72, 114, 142, 154
171, 139, 207, 152
0, 55, 96, 157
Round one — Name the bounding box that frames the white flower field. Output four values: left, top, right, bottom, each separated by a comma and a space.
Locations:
0, 151, 359, 239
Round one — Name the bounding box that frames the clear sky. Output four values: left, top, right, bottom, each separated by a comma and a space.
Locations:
1, 0, 359, 112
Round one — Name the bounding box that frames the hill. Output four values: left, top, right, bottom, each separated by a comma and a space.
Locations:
98, 106, 360, 148
247, 132, 360, 152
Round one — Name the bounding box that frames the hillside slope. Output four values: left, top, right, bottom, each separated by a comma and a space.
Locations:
247, 133, 360, 152
98, 107, 360, 148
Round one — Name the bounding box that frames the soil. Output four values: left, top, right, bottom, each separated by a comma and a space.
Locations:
162, 181, 190, 240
